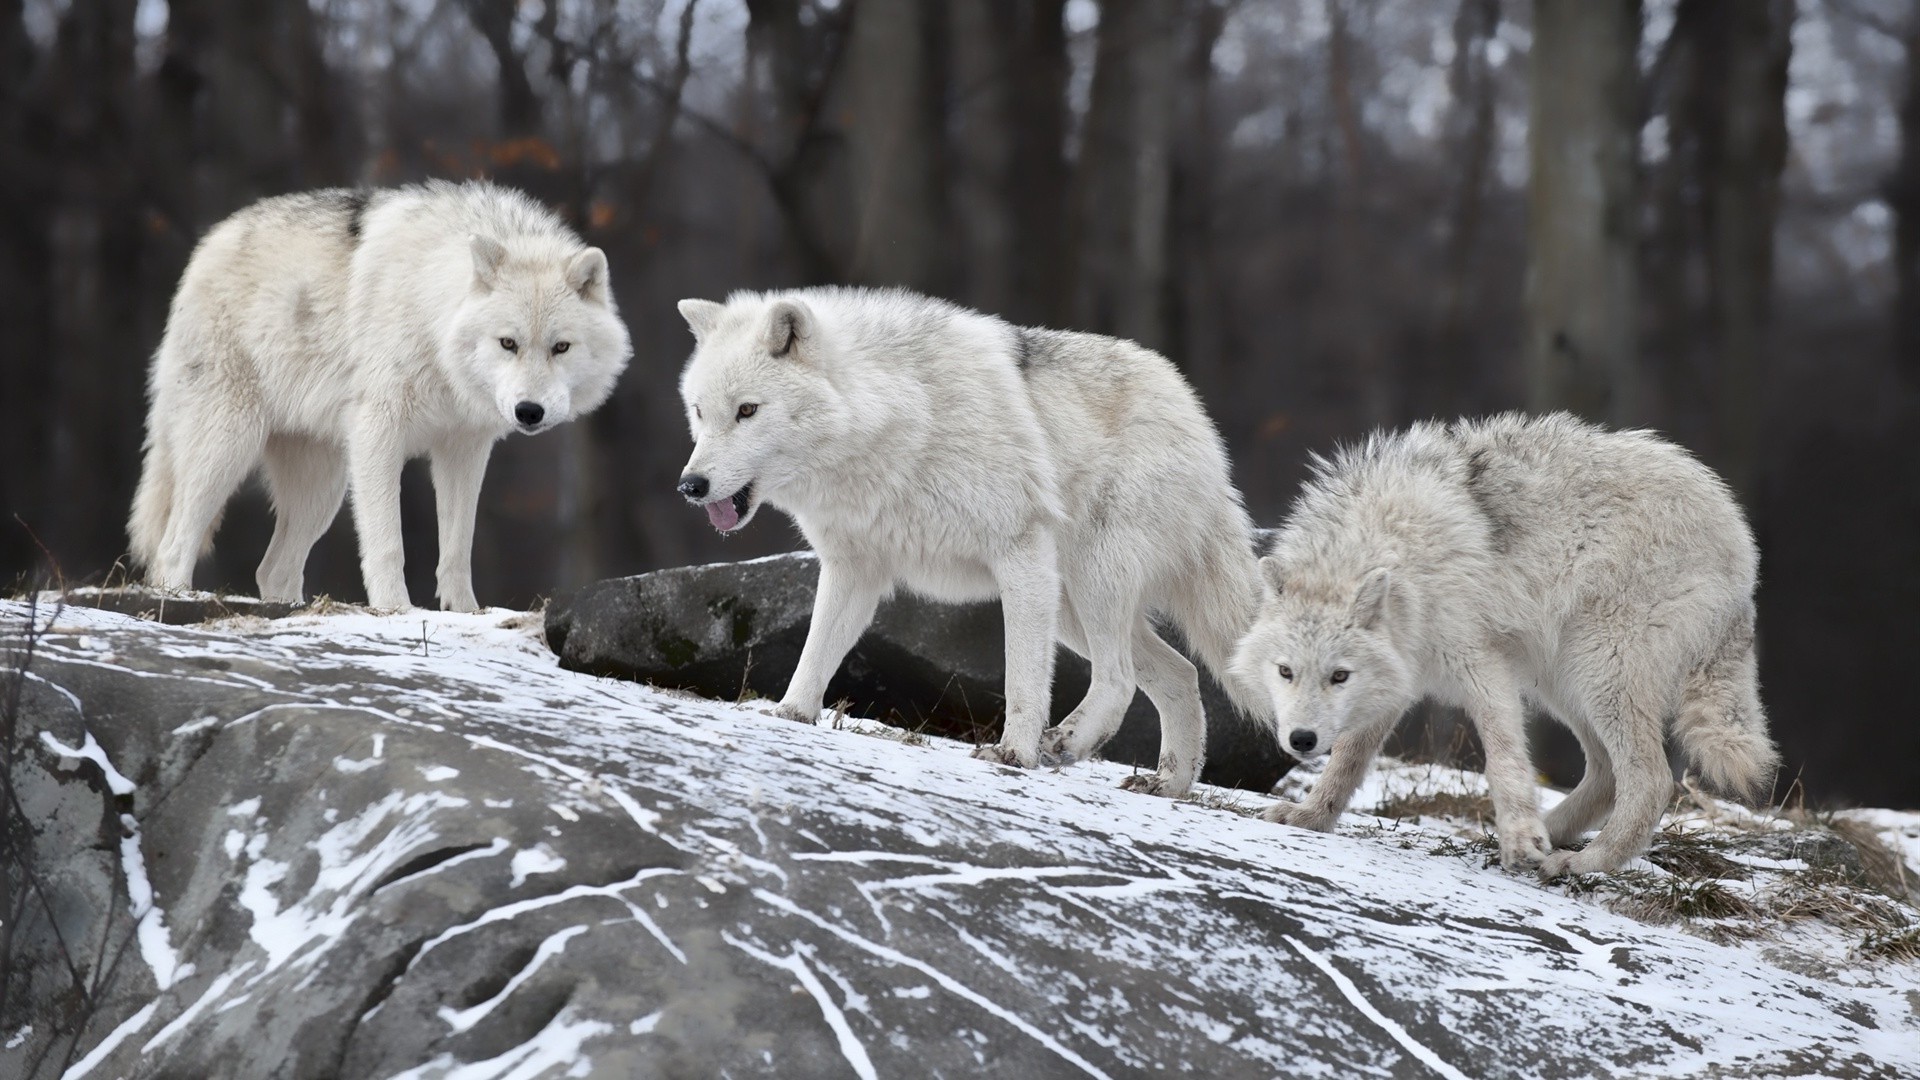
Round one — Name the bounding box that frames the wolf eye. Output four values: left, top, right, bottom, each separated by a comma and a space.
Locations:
1330, 669, 1350, 685
1277, 665, 1293, 682
499, 337, 518, 353
736, 403, 758, 420
552, 341, 570, 354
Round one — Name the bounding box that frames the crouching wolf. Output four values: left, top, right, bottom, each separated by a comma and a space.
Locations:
674, 287, 1265, 795
129, 181, 631, 610
1230, 413, 1778, 877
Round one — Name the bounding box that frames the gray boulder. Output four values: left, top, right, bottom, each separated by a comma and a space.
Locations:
4, 598, 1916, 1079
547, 550, 1293, 792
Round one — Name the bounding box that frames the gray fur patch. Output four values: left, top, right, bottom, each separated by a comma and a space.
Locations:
1461, 445, 1517, 555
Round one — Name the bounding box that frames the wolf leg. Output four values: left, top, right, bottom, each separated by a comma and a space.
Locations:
256, 435, 347, 603
429, 431, 495, 612
1117, 619, 1205, 798
150, 415, 264, 592
1462, 664, 1552, 869
775, 557, 886, 724
1544, 711, 1616, 848
347, 410, 412, 610
1541, 700, 1669, 878
974, 531, 1060, 769
1266, 714, 1394, 831
1040, 577, 1136, 771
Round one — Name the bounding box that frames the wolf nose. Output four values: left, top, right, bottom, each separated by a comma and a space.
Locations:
1288, 729, 1317, 755
514, 401, 545, 427
677, 474, 709, 501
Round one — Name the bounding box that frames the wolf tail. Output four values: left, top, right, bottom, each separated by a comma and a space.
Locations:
1673, 606, 1779, 800
127, 424, 173, 571
1164, 524, 1269, 724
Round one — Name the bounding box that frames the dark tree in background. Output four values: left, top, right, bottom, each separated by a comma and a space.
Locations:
0, 0, 1914, 808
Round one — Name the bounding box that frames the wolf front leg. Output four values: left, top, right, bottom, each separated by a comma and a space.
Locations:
1265, 713, 1395, 832
974, 531, 1061, 769
429, 431, 496, 612
775, 557, 887, 724
347, 411, 412, 611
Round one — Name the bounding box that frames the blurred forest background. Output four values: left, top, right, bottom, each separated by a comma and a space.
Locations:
0, 0, 1914, 806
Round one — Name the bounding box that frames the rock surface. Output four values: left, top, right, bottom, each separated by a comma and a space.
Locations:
547, 552, 1294, 792
3, 598, 1918, 1079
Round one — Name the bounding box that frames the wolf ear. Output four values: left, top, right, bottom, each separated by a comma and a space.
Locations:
1351, 567, 1392, 630
1258, 556, 1287, 598
470, 235, 509, 290
677, 299, 724, 341
566, 247, 609, 303
764, 299, 813, 359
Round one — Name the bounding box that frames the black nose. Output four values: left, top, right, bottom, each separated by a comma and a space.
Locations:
1288, 729, 1317, 755
514, 401, 544, 427
677, 474, 709, 500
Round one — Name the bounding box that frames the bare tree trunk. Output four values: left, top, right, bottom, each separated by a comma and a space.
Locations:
1072, 0, 1177, 349
1889, 21, 1920, 386
0, 0, 52, 574
1432, 0, 1501, 415
1324, 0, 1390, 423
1167, 0, 1231, 376
1691, 0, 1792, 501
460, 0, 541, 136
44, 0, 145, 575
1525, 0, 1641, 423
844, 0, 954, 291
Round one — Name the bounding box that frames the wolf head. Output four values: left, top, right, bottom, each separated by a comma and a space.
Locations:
442, 235, 630, 434
1230, 558, 1415, 760
674, 294, 843, 534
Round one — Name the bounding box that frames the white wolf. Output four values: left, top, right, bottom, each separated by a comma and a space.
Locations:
128, 181, 631, 611
1230, 413, 1778, 877
673, 287, 1265, 795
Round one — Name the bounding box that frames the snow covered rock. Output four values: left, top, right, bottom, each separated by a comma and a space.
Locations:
3, 597, 1918, 1079
547, 552, 1292, 792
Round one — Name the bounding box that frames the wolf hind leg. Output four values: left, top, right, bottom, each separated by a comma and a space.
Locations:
1540, 695, 1670, 879
256, 435, 347, 603
1544, 712, 1617, 848
1038, 575, 1139, 770
149, 412, 265, 592
1117, 617, 1205, 798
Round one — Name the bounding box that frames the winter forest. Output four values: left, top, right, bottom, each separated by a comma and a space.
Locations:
0, 0, 1914, 807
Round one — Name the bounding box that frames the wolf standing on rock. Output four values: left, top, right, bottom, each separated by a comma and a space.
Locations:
129, 181, 631, 611
674, 287, 1265, 796
1231, 413, 1778, 877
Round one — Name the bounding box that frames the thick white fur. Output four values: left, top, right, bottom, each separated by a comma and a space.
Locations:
675, 287, 1267, 795
129, 181, 631, 610
1230, 413, 1779, 877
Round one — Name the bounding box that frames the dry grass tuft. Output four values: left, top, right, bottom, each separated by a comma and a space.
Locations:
1373, 790, 1495, 825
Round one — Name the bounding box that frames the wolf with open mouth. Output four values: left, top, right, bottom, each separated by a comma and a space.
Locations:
673, 286, 1270, 798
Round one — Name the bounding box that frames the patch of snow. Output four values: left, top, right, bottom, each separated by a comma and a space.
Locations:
142, 964, 255, 1052
439, 925, 588, 1034
39, 730, 136, 795
386, 1005, 613, 1080
508, 843, 566, 887
629, 1011, 662, 1035
58, 999, 159, 1080
1286, 935, 1470, 1080
726, 934, 877, 1080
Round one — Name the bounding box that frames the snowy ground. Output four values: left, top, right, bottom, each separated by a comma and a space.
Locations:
8, 596, 1920, 1078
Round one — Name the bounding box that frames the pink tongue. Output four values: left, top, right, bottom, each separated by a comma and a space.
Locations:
706, 498, 740, 532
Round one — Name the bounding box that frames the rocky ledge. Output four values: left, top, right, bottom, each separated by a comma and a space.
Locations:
1, 595, 1917, 1078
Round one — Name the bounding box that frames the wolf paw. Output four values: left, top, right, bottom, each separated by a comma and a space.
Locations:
770, 702, 821, 725
1538, 848, 1616, 881
1117, 773, 1187, 798
1037, 727, 1080, 768
1498, 819, 1553, 870
1262, 799, 1337, 832
971, 743, 1038, 769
